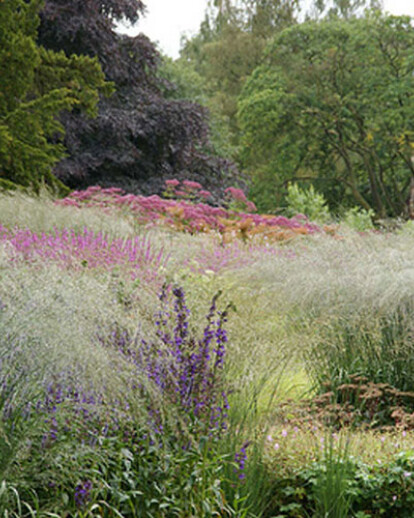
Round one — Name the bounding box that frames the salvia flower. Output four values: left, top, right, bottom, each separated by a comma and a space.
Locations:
74, 480, 92, 508
234, 441, 251, 480
104, 286, 231, 439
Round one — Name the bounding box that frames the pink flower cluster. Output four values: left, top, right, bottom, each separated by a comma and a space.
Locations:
56, 186, 320, 238
0, 224, 168, 283
164, 179, 212, 201
225, 187, 247, 203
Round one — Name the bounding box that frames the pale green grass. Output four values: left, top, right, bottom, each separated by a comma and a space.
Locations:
6, 192, 414, 402
159, 228, 414, 405
265, 424, 414, 473
0, 191, 135, 238
0, 252, 162, 407
230, 231, 414, 319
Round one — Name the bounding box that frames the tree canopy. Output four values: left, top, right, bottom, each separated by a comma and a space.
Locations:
36, 0, 238, 197
0, 0, 107, 192
238, 13, 414, 216
180, 0, 382, 161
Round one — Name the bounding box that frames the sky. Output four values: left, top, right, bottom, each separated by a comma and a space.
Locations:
118, 0, 414, 59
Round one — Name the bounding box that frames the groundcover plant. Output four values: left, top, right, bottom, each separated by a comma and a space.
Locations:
2, 190, 414, 517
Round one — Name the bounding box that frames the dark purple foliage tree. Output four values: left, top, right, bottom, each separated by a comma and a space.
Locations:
37, 0, 238, 196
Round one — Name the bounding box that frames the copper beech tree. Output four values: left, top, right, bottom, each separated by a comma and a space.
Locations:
37, 0, 239, 198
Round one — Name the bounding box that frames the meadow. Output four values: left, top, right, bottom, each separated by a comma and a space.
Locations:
1, 185, 414, 517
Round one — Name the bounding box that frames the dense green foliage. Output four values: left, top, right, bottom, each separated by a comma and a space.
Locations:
180, 0, 301, 152
180, 0, 383, 169
270, 448, 414, 517
238, 13, 414, 215
0, 0, 108, 193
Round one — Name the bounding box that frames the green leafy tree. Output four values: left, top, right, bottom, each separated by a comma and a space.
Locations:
238, 13, 414, 216
308, 0, 382, 19
0, 0, 108, 193
158, 56, 237, 159
180, 0, 381, 163
180, 1, 300, 153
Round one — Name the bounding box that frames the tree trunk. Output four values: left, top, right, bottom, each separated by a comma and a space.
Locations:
407, 176, 414, 219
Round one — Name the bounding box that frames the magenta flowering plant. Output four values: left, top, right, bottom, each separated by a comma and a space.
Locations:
224, 187, 257, 213
182, 180, 203, 190
0, 224, 168, 283
224, 187, 257, 214
56, 185, 321, 241
163, 178, 212, 204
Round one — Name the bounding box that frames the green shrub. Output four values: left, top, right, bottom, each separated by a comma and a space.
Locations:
342, 207, 375, 232
285, 184, 330, 223
266, 446, 414, 518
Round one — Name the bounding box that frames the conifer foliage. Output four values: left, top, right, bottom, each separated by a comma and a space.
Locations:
0, 0, 108, 192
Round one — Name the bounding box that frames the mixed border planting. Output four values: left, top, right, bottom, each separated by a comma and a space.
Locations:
2, 189, 414, 517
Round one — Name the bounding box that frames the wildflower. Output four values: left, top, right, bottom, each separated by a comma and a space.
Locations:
183, 180, 202, 190
74, 480, 92, 508
274, 442, 280, 450
246, 201, 257, 213
225, 187, 247, 202
234, 442, 250, 480
165, 179, 180, 187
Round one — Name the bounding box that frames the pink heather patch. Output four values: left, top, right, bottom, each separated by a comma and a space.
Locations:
165, 179, 180, 187
0, 224, 167, 284
199, 190, 212, 199
55, 187, 322, 241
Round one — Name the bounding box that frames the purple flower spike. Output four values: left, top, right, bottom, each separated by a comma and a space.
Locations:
74, 480, 92, 508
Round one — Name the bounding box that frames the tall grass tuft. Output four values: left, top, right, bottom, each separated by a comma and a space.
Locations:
311, 434, 355, 518
304, 303, 414, 416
